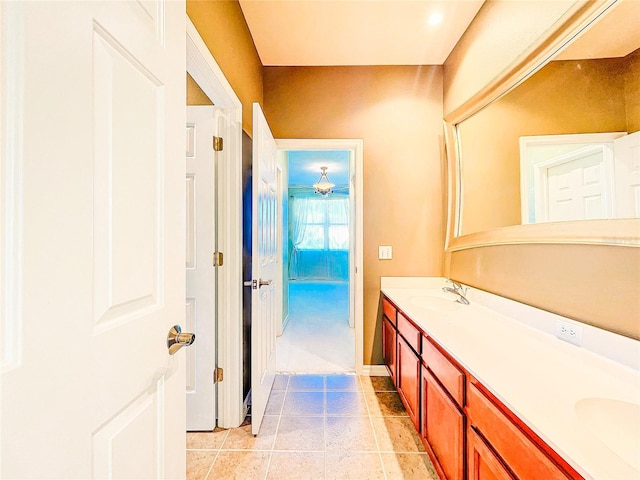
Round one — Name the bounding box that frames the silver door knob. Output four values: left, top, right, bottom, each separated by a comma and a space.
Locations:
246, 279, 273, 289
167, 325, 195, 355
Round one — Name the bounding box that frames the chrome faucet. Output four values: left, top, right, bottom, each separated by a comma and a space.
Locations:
442, 280, 470, 305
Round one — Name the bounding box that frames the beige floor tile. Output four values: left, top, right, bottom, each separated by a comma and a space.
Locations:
265, 390, 286, 415
380, 452, 440, 480
325, 416, 377, 452
289, 374, 326, 391
273, 374, 291, 390
267, 451, 325, 480
326, 391, 368, 415
326, 375, 360, 391
274, 416, 325, 451
282, 391, 325, 415
359, 376, 395, 392
187, 429, 228, 450
222, 415, 278, 450
371, 416, 425, 452
364, 391, 408, 417
207, 451, 270, 480
325, 451, 385, 480
186, 450, 217, 480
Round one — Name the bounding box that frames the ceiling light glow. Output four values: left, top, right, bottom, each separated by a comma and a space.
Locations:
428, 12, 443, 26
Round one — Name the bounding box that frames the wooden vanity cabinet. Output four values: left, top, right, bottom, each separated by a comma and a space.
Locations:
382, 316, 397, 385
468, 426, 516, 480
396, 312, 422, 431
380, 293, 584, 480
422, 365, 465, 480
467, 380, 582, 480
382, 297, 398, 385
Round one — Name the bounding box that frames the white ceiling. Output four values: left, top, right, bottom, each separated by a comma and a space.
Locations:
238, 0, 485, 66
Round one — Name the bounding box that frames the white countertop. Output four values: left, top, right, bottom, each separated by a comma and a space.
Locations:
381, 277, 640, 480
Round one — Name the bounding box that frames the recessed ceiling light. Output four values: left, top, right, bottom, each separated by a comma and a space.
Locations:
428, 12, 443, 26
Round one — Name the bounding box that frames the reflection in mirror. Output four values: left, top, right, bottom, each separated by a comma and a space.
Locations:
456, 1, 640, 237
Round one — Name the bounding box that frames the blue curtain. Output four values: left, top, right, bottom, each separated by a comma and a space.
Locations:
289, 195, 349, 280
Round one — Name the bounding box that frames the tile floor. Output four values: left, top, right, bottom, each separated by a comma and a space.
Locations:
186, 374, 439, 480
277, 281, 354, 373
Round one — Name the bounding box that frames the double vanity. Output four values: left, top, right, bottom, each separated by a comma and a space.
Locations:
380, 277, 640, 480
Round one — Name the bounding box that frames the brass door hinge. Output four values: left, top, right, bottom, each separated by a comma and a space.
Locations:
213, 136, 223, 152
214, 367, 223, 383
212, 252, 223, 267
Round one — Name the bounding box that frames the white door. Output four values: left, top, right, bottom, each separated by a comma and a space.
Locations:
251, 103, 279, 435
538, 146, 612, 222
614, 131, 640, 218
1, 2, 187, 478
186, 106, 222, 431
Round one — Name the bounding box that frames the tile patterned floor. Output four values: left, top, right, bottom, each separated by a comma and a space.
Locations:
187, 374, 439, 480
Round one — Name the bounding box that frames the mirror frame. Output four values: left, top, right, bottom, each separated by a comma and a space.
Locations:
443, 0, 640, 252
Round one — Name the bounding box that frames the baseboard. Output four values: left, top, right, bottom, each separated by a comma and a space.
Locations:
361, 365, 389, 376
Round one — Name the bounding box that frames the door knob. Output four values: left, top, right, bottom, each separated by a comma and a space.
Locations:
167, 325, 195, 355
246, 279, 273, 289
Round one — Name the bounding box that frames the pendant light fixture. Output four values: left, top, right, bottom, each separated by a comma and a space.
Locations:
313, 166, 335, 196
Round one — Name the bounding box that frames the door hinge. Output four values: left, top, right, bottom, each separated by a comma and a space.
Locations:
212, 252, 223, 267
213, 136, 223, 152
214, 367, 223, 383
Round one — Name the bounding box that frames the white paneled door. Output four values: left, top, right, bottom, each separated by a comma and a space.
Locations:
1, 2, 187, 478
251, 103, 279, 435
186, 106, 225, 431
614, 131, 640, 218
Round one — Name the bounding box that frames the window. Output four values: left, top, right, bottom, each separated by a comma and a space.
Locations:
291, 196, 349, 250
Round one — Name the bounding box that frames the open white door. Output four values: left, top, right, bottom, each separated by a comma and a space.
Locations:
251, 103, 279, 434
186, 106, 224, 431
1, 2, 187, 478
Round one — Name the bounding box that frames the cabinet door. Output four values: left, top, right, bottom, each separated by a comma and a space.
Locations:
468, 427, 516, 480
382, 317, 397, 385
397, 335, 421, 430
422, 366, 465, 480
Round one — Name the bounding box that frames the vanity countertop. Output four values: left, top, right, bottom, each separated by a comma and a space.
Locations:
381, 277, 640, 480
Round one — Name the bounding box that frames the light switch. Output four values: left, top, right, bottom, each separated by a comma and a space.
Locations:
378, 245, 393, 260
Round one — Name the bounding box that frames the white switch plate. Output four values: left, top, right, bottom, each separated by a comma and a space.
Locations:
378, 245, 392, 260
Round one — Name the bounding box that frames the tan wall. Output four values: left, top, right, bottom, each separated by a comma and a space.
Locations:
443, 0, 577, 115
187, 73, 214, 105
625, 49, 640, 133
263, 66, 445, 365
187, 0, 263, 135
459, 56, 628, 235
449, 244, 640, 339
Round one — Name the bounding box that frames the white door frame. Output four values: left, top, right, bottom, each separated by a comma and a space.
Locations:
186, 18, 244, 428
276, 138, 365, 375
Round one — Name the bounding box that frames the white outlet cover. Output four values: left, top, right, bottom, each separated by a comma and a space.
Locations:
555, 320, 583, 346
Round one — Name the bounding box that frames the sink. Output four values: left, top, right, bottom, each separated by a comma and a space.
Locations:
407, 294, 462, 312
574, 397, 640, 470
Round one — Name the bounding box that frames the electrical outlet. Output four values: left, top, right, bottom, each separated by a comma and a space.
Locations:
555, 320, 583, 346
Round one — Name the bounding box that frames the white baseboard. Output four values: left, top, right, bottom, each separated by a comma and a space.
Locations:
361, 365, 389, 376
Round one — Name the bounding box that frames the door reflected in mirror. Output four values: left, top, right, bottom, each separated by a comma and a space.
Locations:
455, 0, 640, 237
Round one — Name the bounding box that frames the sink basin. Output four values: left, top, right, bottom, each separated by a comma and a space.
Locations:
574, 397, 640, 470
407, 294, 462, 312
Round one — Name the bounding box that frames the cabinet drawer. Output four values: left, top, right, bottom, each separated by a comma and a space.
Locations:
397, 312, 421, 353
467, 382, 577, 480
382, 297, 397, 326
423, 337, 465, 407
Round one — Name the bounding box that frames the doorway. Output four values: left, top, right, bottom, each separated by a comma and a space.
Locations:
276, 139, 364, 374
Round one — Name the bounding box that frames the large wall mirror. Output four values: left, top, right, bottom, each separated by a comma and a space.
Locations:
446, 0, 640, 249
